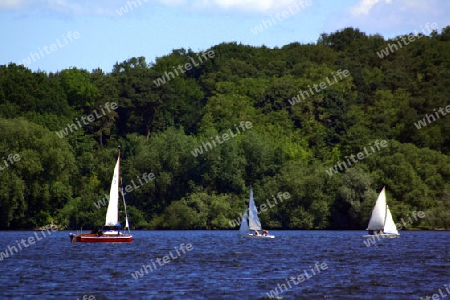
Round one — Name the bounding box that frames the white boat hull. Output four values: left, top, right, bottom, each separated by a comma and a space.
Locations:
362, 233, 399, 239
240, 233, 275, 239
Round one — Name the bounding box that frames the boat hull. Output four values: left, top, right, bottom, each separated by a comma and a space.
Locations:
240, 234, 275, 239
70, 233, 133, 243
362, 233, 399, 239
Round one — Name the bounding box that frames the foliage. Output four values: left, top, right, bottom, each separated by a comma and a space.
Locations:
1, 26, 449, 229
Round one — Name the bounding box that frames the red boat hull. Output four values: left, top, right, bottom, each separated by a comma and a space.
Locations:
70, 233, 132, 243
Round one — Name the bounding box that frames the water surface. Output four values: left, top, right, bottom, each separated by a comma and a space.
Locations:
0, 230, 448, 299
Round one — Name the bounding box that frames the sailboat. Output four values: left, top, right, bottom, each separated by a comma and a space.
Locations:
363, 187, 399, 238
239, 186, 275, 239
70, 149, 133, 243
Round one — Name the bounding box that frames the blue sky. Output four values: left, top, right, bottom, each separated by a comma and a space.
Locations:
0, 0, 448, 73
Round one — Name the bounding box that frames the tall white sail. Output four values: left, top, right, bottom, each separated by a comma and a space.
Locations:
367, 187, 386, 230
105, 156, 120, 226
239, 209, 249, 233
248, 186, 262, 231
383, 206, 399, 235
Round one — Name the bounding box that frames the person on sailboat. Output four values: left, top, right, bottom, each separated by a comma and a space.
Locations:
262, 230, 269, 236
253, 230, 260, 236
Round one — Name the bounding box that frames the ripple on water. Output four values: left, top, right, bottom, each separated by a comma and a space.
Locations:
0, 230, 448, 299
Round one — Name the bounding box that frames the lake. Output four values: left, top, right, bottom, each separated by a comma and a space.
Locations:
0, 230, 448, 299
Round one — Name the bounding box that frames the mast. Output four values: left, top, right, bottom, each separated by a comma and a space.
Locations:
117, 146, 120, 222
117, 145, 131, 233
120, 176, 131, 233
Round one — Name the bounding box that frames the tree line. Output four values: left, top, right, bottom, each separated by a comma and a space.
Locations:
0, 26, 449, 230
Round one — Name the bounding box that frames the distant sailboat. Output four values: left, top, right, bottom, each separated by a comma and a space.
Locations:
239, 186, 275, 239
70, 148, 133, 243
363, 187, 399, 238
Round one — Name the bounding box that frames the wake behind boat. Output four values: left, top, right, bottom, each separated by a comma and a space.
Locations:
239, 186, 275, 239
70, 148, 132, 243
363, 187, 399, 239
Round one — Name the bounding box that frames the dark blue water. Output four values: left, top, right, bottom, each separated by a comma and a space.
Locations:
0, 230, 448, 299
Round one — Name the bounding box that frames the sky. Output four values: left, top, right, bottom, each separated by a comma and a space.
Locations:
0, 0, 448, 73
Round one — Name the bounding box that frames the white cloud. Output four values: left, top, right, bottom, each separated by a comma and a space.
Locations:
159, 0, 187, 5
0, 0, 314, 16
327, 0, 448, 39
0, 0, 121, 16
163, 0, 304, 13
350, 0, 392, 16
0, 0, 28, 10
46, 0, 124, 16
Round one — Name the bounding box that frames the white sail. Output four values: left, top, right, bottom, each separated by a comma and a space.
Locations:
367, 187, 386, 230
383, 206, 399, 235
239, 209, 249, 233
248, 186, 262, 231
105, 156, 120, 226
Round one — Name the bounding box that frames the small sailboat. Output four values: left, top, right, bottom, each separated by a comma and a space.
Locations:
363, 187, 399, 238
70, 149, 133, 243
239, 186, 275, 239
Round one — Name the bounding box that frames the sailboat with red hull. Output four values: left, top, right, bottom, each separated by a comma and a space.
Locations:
70, 149, 133, 243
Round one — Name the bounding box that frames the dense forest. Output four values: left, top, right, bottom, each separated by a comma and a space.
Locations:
1, 27, 449, 230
